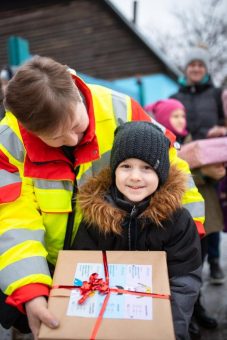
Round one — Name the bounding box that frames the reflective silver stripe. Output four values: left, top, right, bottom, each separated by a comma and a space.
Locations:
0, 229, 45, 255
0, 170, 21, 187
34, 179, 73, 191
188, 175, 196, 189
77, 167, 93, 187
111, 90, 128, 125
0, 125, 24, 162
0, 256, 50, 292
92, 151, 111, 175
77, 151, 111, 187
150, 119, 166, 133
78, 92, 128, 187
183, 201, 205, 218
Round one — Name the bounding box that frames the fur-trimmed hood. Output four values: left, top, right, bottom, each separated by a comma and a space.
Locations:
77, 164, 188, 234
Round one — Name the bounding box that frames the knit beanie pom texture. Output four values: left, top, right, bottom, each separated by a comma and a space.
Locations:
110, 121, 170, 185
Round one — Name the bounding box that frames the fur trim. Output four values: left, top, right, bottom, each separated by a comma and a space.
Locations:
77, 164, 188, 234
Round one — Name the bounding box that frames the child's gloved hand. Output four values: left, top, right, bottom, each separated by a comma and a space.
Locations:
25, 296, 59, 340
200, 163, 226, 180
206, 125, 227, 138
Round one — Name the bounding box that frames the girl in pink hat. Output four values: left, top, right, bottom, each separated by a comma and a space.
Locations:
145, 99, 188, 144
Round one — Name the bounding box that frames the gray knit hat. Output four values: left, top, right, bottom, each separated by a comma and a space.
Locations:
110, 121, 170, 185
184, 47, 210, 71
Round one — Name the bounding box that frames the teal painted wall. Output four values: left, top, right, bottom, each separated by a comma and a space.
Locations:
78, 72, 179, 107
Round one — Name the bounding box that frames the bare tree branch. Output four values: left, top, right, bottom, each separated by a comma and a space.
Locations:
144, 0, 227, 84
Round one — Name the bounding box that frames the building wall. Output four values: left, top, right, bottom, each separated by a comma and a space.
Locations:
0, 0, 168, 79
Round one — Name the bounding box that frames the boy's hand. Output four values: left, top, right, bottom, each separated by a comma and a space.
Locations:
25, 296, 59, 340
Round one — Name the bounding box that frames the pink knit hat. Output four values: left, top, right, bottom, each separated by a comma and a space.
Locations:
145, 99, 187, 137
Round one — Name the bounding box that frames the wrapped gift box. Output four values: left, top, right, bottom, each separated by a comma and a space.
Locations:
178, 137, 227, 169
38, 251, 175, 340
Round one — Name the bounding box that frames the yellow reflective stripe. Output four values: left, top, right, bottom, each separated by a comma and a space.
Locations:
0, 241, 47, 269
0, 170, 21, 187
0, 229, 45, 255
0, 125, 24, 162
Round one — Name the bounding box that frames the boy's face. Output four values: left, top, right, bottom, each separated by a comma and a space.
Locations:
186, 60, 207, 84
115, 158, 159, 204
37, 101, 89, 147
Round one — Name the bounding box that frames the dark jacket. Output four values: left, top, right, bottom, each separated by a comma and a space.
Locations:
171, 77, 225, 234
0, 98, 5, 120
171, 77, 224, 140
73, 165, 202, 340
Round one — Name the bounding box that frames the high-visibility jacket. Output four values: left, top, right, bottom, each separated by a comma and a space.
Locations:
0, 75, 205, 297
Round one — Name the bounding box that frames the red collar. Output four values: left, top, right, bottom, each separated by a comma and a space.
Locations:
20, 75, 99, 180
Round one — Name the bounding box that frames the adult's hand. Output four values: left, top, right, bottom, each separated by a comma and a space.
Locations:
25, 296, 59, 340
206, 125, 227, 138
200, 163, 226, 180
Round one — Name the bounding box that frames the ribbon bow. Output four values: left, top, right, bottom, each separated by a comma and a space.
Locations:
78, 273, 109, 304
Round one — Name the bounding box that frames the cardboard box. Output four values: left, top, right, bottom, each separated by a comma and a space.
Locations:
39, 251, 175, 340
178, 137, 227, 169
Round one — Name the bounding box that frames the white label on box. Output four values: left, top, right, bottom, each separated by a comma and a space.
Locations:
67, 263, 152, 320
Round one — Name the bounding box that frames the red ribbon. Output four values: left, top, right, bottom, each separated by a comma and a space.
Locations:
54, 251, 170, 340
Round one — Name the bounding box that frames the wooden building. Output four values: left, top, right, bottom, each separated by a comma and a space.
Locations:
0, 0, 180, 81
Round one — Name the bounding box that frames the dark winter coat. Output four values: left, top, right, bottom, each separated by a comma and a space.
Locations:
171, 78, 224, 140
171, 77, 225, 234
73, 164, 202, 340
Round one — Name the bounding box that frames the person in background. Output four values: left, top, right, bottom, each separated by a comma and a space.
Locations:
171, 45, 226, 337
218, 76, 227, 235
144, 98, 188, 144
0, 65, 14, 119
145, 98, 204, 339
221, 75, 227, 125
73, 121, 202, 340
0, 56, 205, 340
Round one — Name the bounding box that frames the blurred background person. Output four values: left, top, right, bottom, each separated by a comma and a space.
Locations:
145, 94, 225, 339
0, 65, 14, 120
145, 98, 188, 144
221, 75, 227, 126
170, 45, 226, 338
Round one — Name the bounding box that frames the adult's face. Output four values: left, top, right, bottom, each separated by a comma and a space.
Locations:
185, 60, 207, 84
37, 101, 89, 147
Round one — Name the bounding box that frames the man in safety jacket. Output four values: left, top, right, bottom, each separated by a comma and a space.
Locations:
0, 56, 205, 339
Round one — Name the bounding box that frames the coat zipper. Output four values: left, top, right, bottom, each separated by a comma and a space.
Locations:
128, 205, 137, 250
